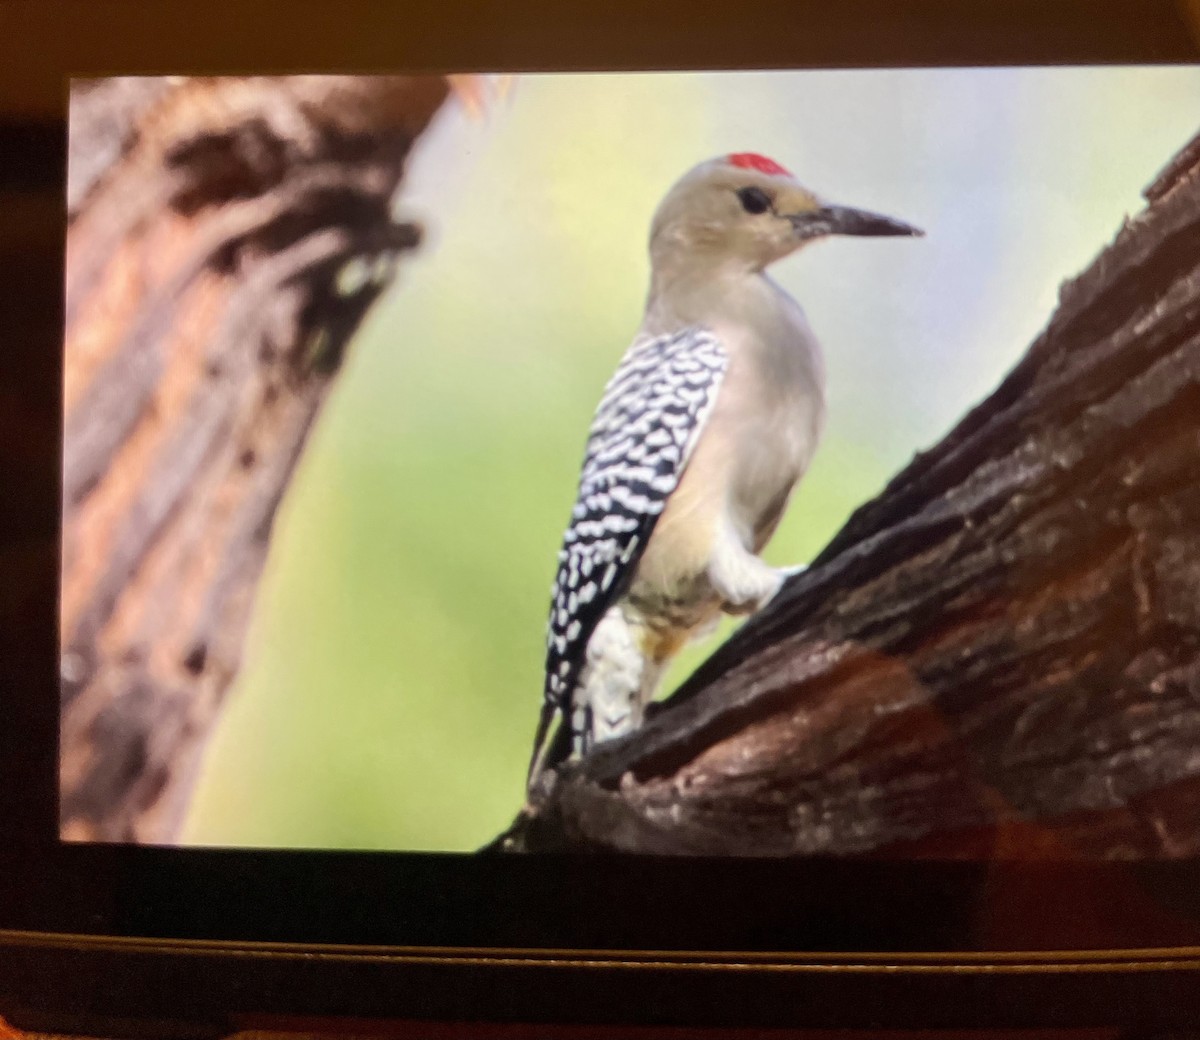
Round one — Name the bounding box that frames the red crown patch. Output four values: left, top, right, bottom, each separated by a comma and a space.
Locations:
726, 152, 792, 177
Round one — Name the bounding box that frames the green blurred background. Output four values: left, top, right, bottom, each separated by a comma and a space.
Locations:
182, 68, 1200, 851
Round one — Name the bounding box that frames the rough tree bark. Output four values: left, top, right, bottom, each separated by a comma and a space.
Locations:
500, 129, 1200, 858
59, 76, 450, 842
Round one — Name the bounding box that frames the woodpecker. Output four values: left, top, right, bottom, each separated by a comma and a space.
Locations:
528, 152, 922, 789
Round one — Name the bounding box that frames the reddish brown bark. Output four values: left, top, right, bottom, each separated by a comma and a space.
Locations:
500, 130, 1200, 859
59, 76, 450, 842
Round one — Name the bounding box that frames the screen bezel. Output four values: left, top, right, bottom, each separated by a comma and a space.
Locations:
3, 0, 1200, 1029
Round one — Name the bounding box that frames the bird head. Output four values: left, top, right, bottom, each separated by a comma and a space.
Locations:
649, 152, 923, 273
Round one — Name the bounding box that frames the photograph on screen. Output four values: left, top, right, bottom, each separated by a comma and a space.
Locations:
58, 68, 1200, 855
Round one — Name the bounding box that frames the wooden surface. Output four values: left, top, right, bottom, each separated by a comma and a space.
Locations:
58, 77, 449, 842
502, 129, 1200, 858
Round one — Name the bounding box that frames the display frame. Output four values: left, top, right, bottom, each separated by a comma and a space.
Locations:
3, 0, 1200, 1033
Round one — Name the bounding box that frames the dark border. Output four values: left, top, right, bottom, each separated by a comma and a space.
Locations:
2, 0, 1200, 1030
4, 929, 1200, 1034
3, 845, 1200, 953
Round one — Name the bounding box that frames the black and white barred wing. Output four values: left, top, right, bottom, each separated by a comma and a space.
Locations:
528, 327, 728, 782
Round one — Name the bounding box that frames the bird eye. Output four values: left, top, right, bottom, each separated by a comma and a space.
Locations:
736, 186, 773, 215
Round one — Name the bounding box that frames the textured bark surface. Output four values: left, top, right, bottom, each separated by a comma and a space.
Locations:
501, 130, 1200, 858
59, 76, 450, 842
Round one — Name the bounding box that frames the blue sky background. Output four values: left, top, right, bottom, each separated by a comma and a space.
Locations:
182, 67, 1200, 850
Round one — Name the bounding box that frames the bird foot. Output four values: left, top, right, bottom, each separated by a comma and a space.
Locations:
711, 552, 786, 615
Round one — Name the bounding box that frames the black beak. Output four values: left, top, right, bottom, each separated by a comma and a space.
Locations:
789, 205, 923, 239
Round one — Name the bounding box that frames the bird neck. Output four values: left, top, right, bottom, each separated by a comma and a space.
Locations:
644, 260, 789, 335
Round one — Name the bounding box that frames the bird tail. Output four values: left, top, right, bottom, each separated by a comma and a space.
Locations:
526, 700, 572, 793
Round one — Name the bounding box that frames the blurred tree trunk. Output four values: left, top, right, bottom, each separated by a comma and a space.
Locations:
500, 129, 1200, 859
59, 76, 450, 842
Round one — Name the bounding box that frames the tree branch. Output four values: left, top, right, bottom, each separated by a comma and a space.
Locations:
59, 76, 450, 842
499, 129, 1200, 858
